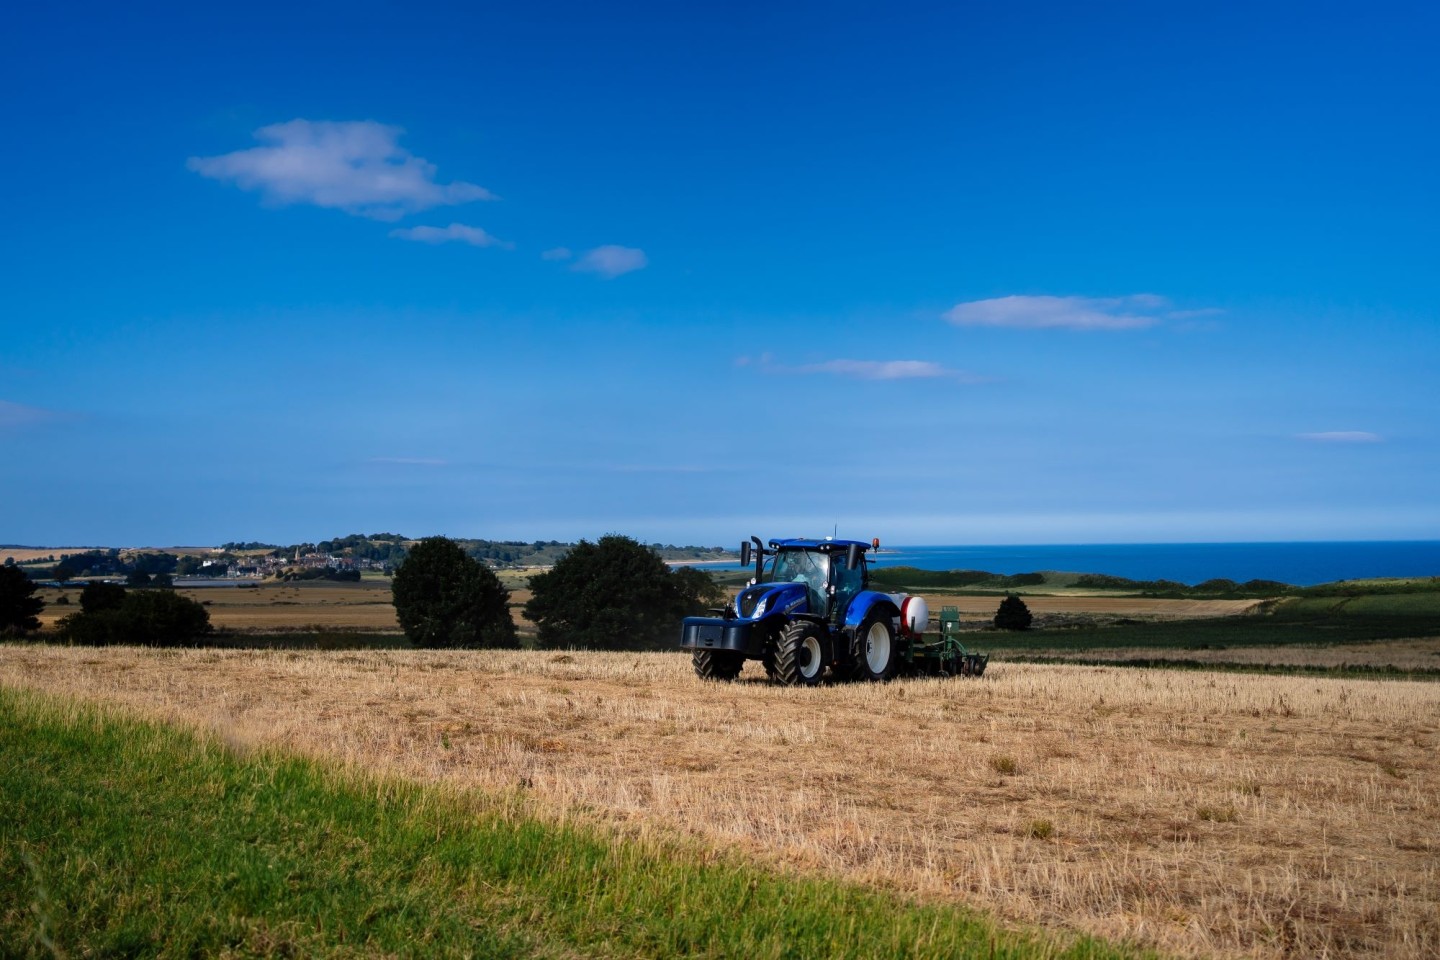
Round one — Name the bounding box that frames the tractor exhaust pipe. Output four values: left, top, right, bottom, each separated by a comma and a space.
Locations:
741, 536, 766, 582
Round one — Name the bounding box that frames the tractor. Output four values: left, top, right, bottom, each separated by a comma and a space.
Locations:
679, 536, 987, 685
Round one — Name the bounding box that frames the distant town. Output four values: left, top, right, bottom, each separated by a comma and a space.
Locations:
2, 534, 736, 584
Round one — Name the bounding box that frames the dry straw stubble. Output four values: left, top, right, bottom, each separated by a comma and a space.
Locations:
1, 646, 1436, 959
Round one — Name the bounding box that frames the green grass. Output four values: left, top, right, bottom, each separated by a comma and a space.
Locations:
0, 688, 1150, 960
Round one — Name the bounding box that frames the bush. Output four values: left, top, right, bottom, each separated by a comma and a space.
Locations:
993, 594, 1033, 631
81, 581, 127, 614
525, 535, 707, 651
391, 537, 517, 649
0, 566, 43, 636
60, 589, 211, 646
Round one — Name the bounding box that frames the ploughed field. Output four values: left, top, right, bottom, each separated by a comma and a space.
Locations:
2, 646, 1435, 959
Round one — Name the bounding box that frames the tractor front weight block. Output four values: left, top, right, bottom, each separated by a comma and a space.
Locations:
680, 617, 756, 655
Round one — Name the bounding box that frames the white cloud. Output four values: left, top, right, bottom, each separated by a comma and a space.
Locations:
944, 294, 1170, 331
1296, 431, 1383, 443
368, 456, 449, 466
541, 247, 573, 261
742, 357, 982, 382
389, 223, 512, 249
188, 120, 494, 221
797, 359, 954, 380
571, 245, 647, 278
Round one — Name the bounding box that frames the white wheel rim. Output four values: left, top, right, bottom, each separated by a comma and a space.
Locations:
865, 621, 890, 672
800, 636, 823, 678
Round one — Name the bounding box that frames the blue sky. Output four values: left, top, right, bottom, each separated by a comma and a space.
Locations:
2, 1, 1437, 547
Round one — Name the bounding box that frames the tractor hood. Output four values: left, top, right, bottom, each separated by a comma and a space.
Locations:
734, 580, 812, 619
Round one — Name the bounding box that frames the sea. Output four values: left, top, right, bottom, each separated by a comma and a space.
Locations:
680, 541, 1440, 587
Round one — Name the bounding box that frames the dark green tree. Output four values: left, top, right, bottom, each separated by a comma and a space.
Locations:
60, 589, 211, 646
525, 535, 700, 651
51, 564, 76, 584
0, 565, 44, 636
80, 581, 127, 614
993, 594, 1033, 631
671, 565, 726, 614
126, 570, 153, 587
391, 537, 517, 648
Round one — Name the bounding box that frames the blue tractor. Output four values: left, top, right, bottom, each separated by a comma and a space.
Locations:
679, 536, 987, 685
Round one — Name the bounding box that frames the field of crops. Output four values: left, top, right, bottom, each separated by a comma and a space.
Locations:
2, 646, 1435, 959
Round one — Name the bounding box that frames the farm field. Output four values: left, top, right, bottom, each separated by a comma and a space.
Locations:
29, 580, 1254, 634
1, 646, 1435, 959
28, 581, 1228, 634
1, 687, 1126, 960
33, 581, 407, 633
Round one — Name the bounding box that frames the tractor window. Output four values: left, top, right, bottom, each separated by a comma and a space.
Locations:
770, 550, 830, 612
832, 554, 864, 618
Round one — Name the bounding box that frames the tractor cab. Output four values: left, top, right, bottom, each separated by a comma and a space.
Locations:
758, 539, 869, 622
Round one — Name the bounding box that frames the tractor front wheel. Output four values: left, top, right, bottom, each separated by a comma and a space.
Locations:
692, 649, 744, 681
773, 621, 828, 687
851, 611, 898, 682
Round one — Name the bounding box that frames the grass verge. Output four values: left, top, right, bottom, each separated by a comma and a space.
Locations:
0, 686, 1148, 960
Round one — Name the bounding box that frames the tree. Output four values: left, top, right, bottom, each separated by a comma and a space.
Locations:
391, 537, 517, 649
126, 570, 153, 587
672, 565, 726, 614
0, 565, 44, 636
51, 564, 76, 584
80, 581, 127, 614
59, 588, 211, 646
525, 535, 703, 651
993, 594, 1033, 631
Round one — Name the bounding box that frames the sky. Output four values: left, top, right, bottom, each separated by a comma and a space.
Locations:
2, 1, 1437, 547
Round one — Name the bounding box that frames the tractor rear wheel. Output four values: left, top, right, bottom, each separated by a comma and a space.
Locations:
692, 649, 744, 681
773, 621, 828, 686
851, 611, 898, 681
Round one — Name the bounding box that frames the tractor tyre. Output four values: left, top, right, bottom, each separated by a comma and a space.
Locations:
758, 624, 780, 681
773, 621, 828, 687
851, 610, 898, 682
692, 649, 744, 682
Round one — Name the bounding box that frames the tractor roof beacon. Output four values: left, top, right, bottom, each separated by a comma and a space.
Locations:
679, 535, 987, 685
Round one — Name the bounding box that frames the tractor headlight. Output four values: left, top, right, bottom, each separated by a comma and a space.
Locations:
751, 598, 768, 619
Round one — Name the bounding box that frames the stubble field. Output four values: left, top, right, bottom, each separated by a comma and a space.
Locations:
1, 646, 1434, 959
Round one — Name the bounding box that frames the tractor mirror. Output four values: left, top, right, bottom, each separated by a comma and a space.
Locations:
740, 542, 751, 567
846, 543, 861, 570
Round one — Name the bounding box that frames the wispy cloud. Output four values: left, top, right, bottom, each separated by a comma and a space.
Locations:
368, 456, 449, 466
944, 294, 1200, 331
389, 223, 512, 249
1296, 431, 1383, 443
541, 247, 573, 261
739, 356, 984, 383
796, 359, 956, 380
571, 245, 647, 279
188, 120, 493, 221
0, 400, 63, 429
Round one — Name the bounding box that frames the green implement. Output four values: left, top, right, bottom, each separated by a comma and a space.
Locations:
901, 605, 989, 676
